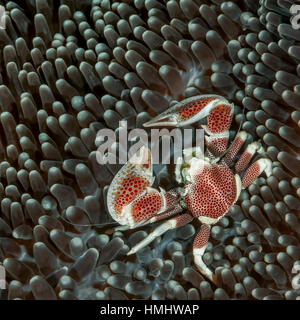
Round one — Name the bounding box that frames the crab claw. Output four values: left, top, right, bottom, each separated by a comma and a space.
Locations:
202, 101, 234, 157
143, 94, 229, 127
122, 187, 182, 227
107, 145, 154, 225
107, 146, 183, 228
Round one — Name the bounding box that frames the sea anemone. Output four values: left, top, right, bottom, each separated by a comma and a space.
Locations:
0, 0, 299, 300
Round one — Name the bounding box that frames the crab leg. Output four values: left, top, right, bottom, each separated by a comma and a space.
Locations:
143, 94, 234, 158
144, 204, 184, 225
205, 132, 229, 158
241, 158, 272, 189
127, 213, 193, 255
193, 224, 217, 284
234, 141, 261, 173
222, 131, 248, 166
115, 203, 183, 232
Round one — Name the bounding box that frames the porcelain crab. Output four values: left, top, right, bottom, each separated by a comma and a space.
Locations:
107, 94, 272, 283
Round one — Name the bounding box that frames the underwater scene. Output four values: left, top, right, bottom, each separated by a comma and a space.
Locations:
0, 0, 299, 301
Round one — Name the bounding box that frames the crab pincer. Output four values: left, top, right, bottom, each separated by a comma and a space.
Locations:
144, 94, 234, 157
107, 146, 183, 228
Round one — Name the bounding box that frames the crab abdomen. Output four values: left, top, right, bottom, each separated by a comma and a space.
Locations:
184, 164, 236, 222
